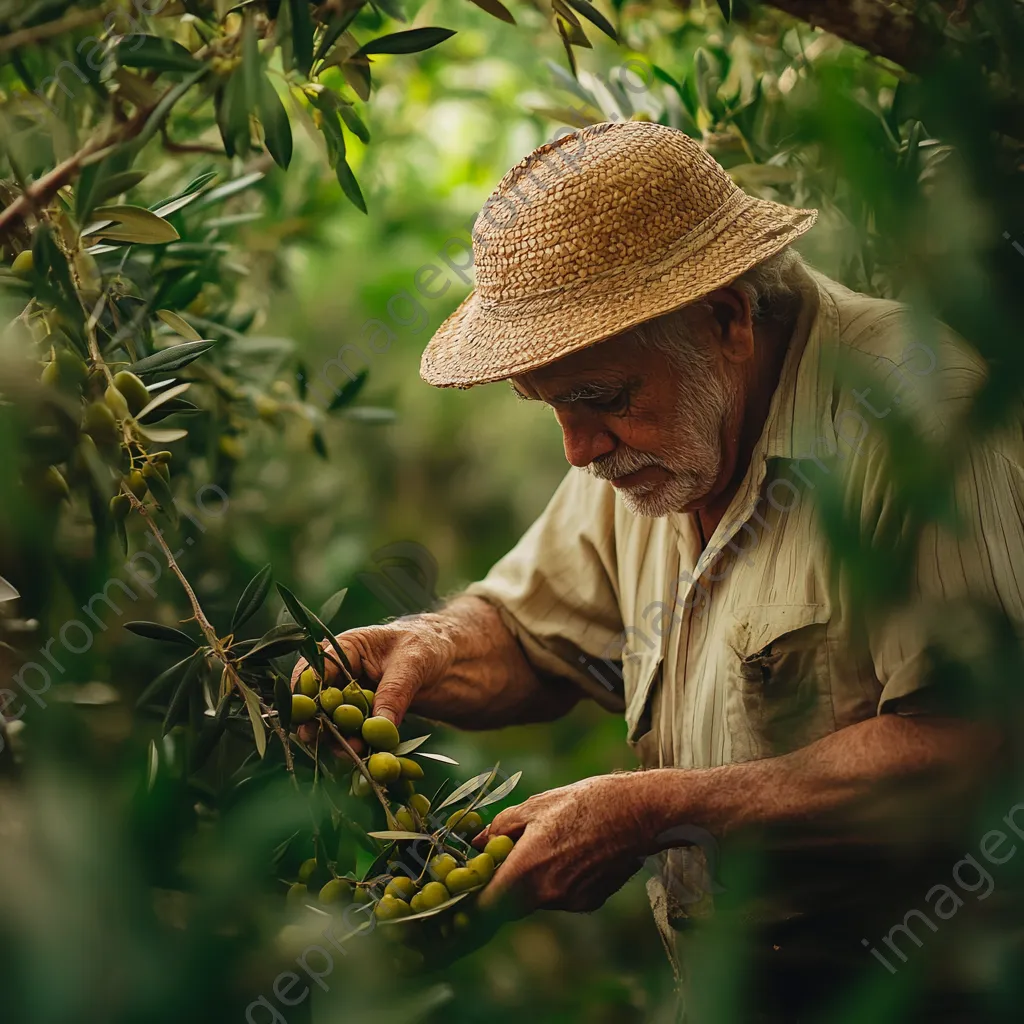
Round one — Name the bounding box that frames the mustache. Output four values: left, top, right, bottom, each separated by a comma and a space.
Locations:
586, 446, 668, 482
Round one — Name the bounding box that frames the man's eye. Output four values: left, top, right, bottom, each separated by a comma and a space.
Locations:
590, 391, 629, 413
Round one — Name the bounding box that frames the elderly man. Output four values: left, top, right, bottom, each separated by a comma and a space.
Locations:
317, 123, 1020, 1018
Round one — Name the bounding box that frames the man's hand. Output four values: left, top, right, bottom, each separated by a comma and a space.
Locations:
472, 774, 653, 913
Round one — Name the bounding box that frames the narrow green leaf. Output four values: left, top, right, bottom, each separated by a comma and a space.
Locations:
356, 27, 455, 57
716, 0, 733, 21
125, 621, 197, 646
232, 564, 274, 633
86, 205, 179, 244
338, 104, 370, 144
473, 770, 522, 808
240, 623, 309, 662
135, 653, 197, 708
191, 692, 232, 769
196, 172, 264, 207
156, 309, 201, 341
163, 655, 203, 734
134, 381, 192, 421
142, 465, 178, 525
366, 830, 426, 841
241, 10, 261, 108
237, 678, 267, 757
274, 674, 292, 732
467, 0, 516, 23
434, 769, 496, 811
287, 0, 314, 75
377, 891, 470, 924
335, 156, 366, 213
257, 74, 292, 169
327, 368, 368, 411
563, 0, 617, 41
93, 170, 149, 206
117, 35, 204, 73
276, 583, 324, 679
343, 406, 395, 424
393, 734, 430, 756
342, 60, 371, 101
129, 340, 215, 376
317, 588, 348, 628
314, 9, 361, 63
416, 751, 458, 765
136, 68, 210, 149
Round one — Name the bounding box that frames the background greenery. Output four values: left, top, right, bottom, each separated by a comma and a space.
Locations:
1, 0, 1023, 1022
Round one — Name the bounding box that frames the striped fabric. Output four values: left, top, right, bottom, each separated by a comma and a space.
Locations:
465, 259, 1021, 777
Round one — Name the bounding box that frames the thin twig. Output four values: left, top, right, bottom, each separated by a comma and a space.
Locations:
320, 713, 399, 829
0, 6, 109, 53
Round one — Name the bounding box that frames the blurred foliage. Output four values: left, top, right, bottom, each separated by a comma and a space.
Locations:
1, 0, 1023, 1022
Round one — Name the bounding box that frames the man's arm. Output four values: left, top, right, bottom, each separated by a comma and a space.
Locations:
293, 595, 580, 730
476, 713, 1000, 912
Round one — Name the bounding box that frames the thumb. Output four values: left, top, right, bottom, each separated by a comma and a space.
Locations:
369, 648, 435, 727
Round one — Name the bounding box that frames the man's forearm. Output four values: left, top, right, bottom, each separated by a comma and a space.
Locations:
407, 595, 580, 729
635, 714, 999, 855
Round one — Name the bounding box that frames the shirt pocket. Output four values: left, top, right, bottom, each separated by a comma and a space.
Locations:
624, 653, 664, 754
725, 602, 835, 760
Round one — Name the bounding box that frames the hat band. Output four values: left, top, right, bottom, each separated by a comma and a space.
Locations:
475, 187, 753, 312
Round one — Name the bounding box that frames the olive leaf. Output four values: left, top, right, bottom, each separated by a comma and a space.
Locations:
191, 692, 232, 769
257, 74, 293, 169
134, 381, 191, 421
125, 621, 197, 646
377, 891, 471, 924
327, 369, 368, 411
129, 341, 215, 377
236, 678, 267, 757
393, 734, 430, 756
366, 830, 426, 840
276, 583, 324, 679
232, 564, 273, 633
355, 27, 456, 57
116, 35, 204, 73
163, 654, 204, 734
313, 8, 360, 63
142, 465, 178, 525
317, 587, 348, 628
473, 770, 522, 809
156, 309, 201, 341
93, 170, 149, 206
562, 0, 618, 42
85, 206, 180, 244
415, 751, 459, 765
195, 172, 264, 207
135, 652, 199, 708
241, 623, 309, 662
434, 768, 497, 812
287, 0, 314, 75
466, 0, 516, 25
338, 104, 370, 144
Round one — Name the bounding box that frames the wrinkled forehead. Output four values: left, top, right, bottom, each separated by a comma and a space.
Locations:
511, 332, 643, 401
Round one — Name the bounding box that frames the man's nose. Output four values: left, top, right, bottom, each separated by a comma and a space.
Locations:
554, 409, 616, 468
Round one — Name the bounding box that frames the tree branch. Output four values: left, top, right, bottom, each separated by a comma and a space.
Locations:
0, 6, 109, 54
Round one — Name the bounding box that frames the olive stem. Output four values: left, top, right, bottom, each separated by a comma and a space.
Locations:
319, 713, 399, 830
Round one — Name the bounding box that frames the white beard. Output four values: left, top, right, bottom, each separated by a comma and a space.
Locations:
585, 365, 735, 518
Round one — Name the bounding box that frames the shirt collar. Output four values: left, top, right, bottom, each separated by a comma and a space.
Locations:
758, 260, 840, 463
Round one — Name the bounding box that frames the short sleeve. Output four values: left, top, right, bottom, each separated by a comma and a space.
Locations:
463, 468, 625, 710
856, 435, 1024, 714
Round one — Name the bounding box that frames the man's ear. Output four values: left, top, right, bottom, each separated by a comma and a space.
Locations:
704, 287, 754, 364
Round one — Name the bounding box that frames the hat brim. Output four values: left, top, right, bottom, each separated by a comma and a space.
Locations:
420, 193, 818, 388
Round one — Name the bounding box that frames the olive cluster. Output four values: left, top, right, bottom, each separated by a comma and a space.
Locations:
284, 668, 517, 949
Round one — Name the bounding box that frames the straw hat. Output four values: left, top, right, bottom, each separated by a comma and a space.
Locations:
420, 120, 818, 389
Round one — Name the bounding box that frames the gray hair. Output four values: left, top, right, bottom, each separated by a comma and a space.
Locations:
629, 245, 805, 361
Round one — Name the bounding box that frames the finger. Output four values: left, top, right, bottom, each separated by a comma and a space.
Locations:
477, 836, 535, 913
482, 802, 531, 843
292, 636, 364, 689
371, 653, 432, 727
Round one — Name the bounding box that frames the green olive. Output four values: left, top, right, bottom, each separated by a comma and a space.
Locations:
410, 880, 449, 913
12, 249, 34, 278
297, 858, 318, 883
341, 682, 369, 715
409, 793, 431, 818
353, 886, 372, 904
398, 757, 424, 780
374, 895, 411, 921
360, 687, 376, 707
484, 834, 515, 864
361, 716, 400, 752
296, 668, 319, 697
126, 469, 148, 499
351, 771, 373, 798
30, 466, 71, 504
291, 693, 318, 725
444, 867, 480, 895
445, 809, 483, 837
109, 493, 130, 521
467, 852, 495, 884
331, 703, 363, 736
112, 370, 150, 415
394, 808, 417, 832
367, 751, 401, 783
286, 882, 308, 909
82, 401, 119, 445
319, 686, 345, 715
384, 876, 417, 901
453, 911, 471, 931
151, 450, 172, 464
428, 853, 457, 884
41, 350, 88, 394
319, 878, 353, 905
104, 383, 131, 420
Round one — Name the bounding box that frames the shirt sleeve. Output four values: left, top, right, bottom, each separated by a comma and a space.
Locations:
463, 468, 626, 711
853, 433, 1024, 714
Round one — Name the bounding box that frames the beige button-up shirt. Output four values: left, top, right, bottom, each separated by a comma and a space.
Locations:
467, 262, 1023, 775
